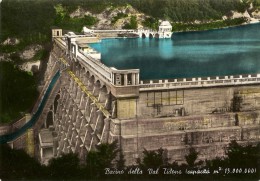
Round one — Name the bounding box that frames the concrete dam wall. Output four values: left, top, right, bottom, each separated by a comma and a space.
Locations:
30, 29, 260, 165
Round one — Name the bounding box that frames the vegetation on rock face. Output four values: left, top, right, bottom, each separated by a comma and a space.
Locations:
123, 15, 138, 29
0, 62, 38, 123
111, 12, 128, 24
54, 3, 98, 32
142, 17, 160, 30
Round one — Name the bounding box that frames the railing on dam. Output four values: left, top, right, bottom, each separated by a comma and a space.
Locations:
140, 74, 260, 90
54, 36, 260, 90
78, 50, 140, 86
0, 71, 60, 144
54, 37, 113, 83
92, 29, 158, 36
93, 29, 135, 33
77, 51, 112, 83
55, 38, 66, 49
53, 36, 140, 86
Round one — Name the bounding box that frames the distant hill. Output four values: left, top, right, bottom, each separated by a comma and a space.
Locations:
1, 0, 259, 44
0, 0, 259, 123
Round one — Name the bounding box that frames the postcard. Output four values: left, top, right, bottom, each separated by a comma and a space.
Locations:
0, 0, 259, 180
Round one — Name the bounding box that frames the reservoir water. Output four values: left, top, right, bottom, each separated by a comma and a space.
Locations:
90, 23, 260, 80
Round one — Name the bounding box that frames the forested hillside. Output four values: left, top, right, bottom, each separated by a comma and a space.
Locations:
1, 0, 259, 44
127, 0, 249, 22
0, 0, 259, 123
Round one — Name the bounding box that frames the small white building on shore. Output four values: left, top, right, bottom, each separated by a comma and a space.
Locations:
158, 21, 173, 38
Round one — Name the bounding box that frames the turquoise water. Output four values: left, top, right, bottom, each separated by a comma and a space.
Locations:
90, 23, 260, 80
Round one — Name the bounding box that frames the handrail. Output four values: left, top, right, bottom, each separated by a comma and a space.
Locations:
77, 52, 112, 83
78, 50, 112, 73
140, 75, 260, 90
0, 71, 60, 144
54, 38, 66, 49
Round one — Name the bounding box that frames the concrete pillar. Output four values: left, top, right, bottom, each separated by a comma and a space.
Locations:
85, 97, 91, 117
67, 125, 73, 142
93, 82, 101, 97
88, 77, 94, 91
101, 118, 110, 143
72, 107, 78, 121
136, 73, 139, 85
68, 80, 73, 93
40, 148, 43, 160
75, 44, 79, 57
84, 127, 91, 145
89, 136, 95, 151
132, 73, 136, 85
98, 87, 107, 103
52, 110, 55, 126
79, 94, 85, 109
89, 105, 98, 126
72, 84, 77, 98
76, 88, 82, 104
25, 114, 32, 123
112, 73, 114, 84
124, 74, 128, 86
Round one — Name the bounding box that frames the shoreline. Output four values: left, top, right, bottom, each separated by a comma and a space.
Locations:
93, 19, 260, 41
172, 19, 260, 34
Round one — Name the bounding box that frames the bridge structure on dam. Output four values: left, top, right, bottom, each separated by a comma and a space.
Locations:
83, 21, 173, 38
2, 28, 260, 165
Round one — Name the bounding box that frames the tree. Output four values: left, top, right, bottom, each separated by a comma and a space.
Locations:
139, 148, 169, 169
0, 144, 44, 179
48, 153, 81, 180
86, 141, 119, 178
226, 140, 260, 168
116, 149, 126, 169
123, 16, 138, 29
142, 17, 159, 30
0, 62, 38, 123
185, 147, 200, 168
54, 4, 67, 23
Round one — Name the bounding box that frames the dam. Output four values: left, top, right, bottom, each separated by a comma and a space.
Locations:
2, 26, 260, 165
90, 22, 260, 80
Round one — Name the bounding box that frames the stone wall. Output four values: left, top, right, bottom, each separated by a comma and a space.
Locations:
110, 85, 260, 165
137, 85, 260, 118
0, 116, 26, 136
0, 125, 11, 136
115, 122, 260, 165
